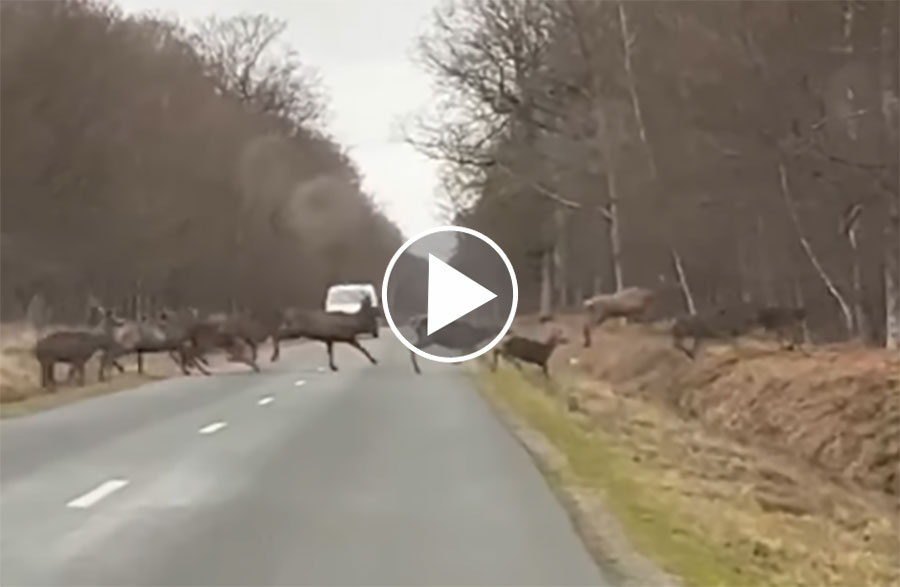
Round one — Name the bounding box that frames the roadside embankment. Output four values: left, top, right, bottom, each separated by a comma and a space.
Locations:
479, 316, 899, 586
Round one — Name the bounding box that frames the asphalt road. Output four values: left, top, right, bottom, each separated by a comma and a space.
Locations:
1, 332, 610, 586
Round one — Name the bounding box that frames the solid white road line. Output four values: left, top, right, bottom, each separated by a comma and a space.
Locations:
198, 421, 227, 434
258, 396, 274, 406
294, 380, 306, 387
67, 479, 129, 509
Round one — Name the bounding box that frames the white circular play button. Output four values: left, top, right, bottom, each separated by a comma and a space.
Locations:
382, 226, 518, 364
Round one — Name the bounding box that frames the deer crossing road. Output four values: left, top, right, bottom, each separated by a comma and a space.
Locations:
0, 333, 610, 586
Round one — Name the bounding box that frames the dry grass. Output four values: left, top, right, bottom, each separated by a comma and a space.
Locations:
483, 315, 900, 586
517, 314, 900, 498
480, 365, 900, 587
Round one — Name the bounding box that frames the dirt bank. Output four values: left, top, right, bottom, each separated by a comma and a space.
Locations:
526, 315, 899, 500
483, 315, 900, 586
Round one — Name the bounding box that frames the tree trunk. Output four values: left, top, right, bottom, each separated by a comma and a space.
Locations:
594, 105, 625, 292
779, 163, 855, 336
880, 0, 900, 349
616, 0, 657, 179
539, 249, 553, 319
671, 247, 696, 315
793, 279, 812, 344
552, 208, 568, 308
25, 293, 49, 331
756, 213, 775, 304
848, 223, 869, 341
606, 201, 624, 292
885, 254, 899, 349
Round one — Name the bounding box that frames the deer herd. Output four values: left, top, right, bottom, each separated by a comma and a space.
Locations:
32, 286, 807, 390
33, 296, 380, 389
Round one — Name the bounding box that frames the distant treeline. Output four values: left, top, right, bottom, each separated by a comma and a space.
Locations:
1, 0, 404, 323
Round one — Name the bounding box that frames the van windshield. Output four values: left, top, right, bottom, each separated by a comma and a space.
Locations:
328, 289, 370, 305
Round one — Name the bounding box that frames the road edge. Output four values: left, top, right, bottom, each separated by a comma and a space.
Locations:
471, 368, 681, 587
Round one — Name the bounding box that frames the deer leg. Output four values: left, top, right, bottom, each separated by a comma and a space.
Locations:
185, 341, 211, 376
39, 361, 48, 389
239, 343, 260, 373
137, 351, 144, 374
75, 361, 87, 386
178, 354, 192, 375
168, 350, 188, 374
347, 339, 377, 365
541, 362, 550, 377
239, 350, 260, 373
192, 352, 211, 376
582, 321, 592, 348
326, 341, 337, 371
410, 350, 422, 374
689, 338, 702, 359
270, 335, 281, 362
491, 349, 501, 371
65, 363, 76, 384
42, 361, 58, 390
673, 335, 694, 359
47, 362, 57, 389
98, 353, 108, 382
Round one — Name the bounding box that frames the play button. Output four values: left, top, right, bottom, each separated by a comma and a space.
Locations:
427, 254, 497, 335
382, 226, 518, 364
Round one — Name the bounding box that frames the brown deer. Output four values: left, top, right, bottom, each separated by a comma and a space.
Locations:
755, 306, 807, 349
582, 286, 655, 347
671, 305, 757, 359
34, 310, 123, 389
183, 311, 261, 374
492, 330, 569, 377
274, 295, 378, 371
404, 314, 497, 375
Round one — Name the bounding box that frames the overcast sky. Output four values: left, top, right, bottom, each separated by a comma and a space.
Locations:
115, 0, 443, 238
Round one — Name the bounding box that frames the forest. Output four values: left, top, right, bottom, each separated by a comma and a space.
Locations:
412, 0, 899, 347
1, 0, 404, 323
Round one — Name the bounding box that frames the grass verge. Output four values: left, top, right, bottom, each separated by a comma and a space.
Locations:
478, 365, 899, 587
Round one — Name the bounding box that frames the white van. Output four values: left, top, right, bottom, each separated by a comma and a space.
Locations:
324, 283, 380, 337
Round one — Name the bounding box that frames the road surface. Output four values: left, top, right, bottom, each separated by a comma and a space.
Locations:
1, 333, 609, 586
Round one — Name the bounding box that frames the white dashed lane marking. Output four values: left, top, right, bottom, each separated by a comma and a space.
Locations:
258, 396, 274, 406
294, 380, 306, 387
198, 421, 227, 434
66, 479, 129, 509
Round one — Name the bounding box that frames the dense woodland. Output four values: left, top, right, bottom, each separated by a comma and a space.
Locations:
413, 0, 899, 347
1, 1, 403, 324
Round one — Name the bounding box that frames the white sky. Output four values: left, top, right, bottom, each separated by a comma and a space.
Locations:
114, 0, 443, 238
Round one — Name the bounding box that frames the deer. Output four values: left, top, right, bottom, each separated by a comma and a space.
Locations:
492, 330, 569, 377
34, 310, 124, 389
273, 294, 378, 371
671, 305, 757, 359
405, 314, 497, 374
216, 308, 282, 363
755, 305, 807, 350
183, 311, 261, 374
582, 286, 655, 347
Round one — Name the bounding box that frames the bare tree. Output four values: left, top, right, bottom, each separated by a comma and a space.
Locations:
190, 13, 326, 129
413, 0, 899, 346
0, 2, 401, 323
